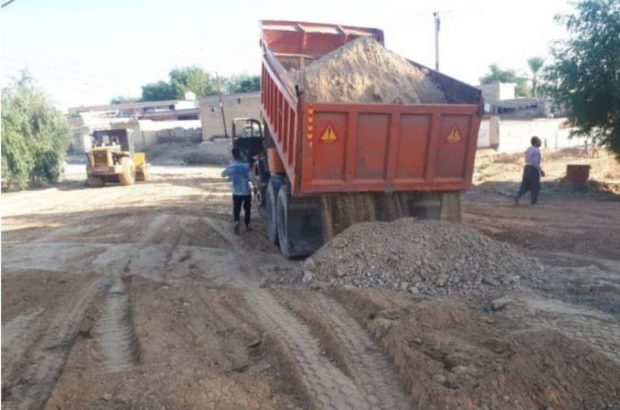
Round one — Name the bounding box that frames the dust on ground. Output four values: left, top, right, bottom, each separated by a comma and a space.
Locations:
289, 36, 446, 104
3, 158, 620, 409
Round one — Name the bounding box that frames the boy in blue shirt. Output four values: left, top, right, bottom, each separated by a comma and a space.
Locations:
222, 148, 251, 234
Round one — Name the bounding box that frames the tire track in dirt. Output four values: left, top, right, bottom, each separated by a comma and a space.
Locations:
246, 288, 371, 410
97, 289, 141, 372
204, 213, 408, 408
5, 277, 103, 410
2, 308, 46, 393
500, 295, 620, 364
278, 291, 412, 410
2, 308, 45, 349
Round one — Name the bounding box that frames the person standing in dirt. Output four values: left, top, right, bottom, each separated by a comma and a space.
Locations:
222, 148, 252, 234
514, 136, 545, 205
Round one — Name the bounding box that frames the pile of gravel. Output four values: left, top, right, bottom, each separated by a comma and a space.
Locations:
302, 219, 541, 294
288, 36, 447, 104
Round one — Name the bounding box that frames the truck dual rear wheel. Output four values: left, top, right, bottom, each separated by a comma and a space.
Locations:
276, 185, 292, 257
266, 176, 283, 244
118, 157, 136, 186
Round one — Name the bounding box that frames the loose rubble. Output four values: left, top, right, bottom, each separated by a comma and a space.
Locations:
288, 36, 447, 104
303, 218, 541, 294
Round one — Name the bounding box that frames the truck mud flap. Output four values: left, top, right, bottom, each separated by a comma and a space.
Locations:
277, 184, 323, 258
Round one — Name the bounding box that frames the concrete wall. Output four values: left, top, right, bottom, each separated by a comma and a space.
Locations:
477, 117, 500, 149
477, 82, 516, 104
200, 92, 260, 141
134, 120, 202, 149
477, 117, 586, 153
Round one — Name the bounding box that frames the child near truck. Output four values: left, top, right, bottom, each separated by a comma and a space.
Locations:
222, 148, 252, 234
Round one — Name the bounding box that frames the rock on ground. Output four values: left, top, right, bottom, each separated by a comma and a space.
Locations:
304, 218, 540, 294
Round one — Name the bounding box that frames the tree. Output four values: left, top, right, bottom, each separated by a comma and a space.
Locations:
225, 74, 260, 93
138, 67, 260, 102
527, 57, 545, 97
544, 0, 620, 157
141, 81, 177, 101
480, 64, 531, 97
140, 67, 219, 101
110, 96, 140, 104
169, 66, 218, 98
1, 70, 71, 189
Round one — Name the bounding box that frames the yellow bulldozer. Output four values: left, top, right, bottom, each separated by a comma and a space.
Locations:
86, 129, 150, 187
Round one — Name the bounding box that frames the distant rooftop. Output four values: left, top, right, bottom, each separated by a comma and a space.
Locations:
68, 99, 186, 114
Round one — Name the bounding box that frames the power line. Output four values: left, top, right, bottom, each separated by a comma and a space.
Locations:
1, 0, 18, 8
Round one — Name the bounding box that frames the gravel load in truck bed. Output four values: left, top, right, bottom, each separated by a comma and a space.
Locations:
302, 219, 541, 294
288, 36, 447, 104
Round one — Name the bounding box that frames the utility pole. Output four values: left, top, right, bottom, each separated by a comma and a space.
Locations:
215, 73, 229, 138
433, 12, 440, 72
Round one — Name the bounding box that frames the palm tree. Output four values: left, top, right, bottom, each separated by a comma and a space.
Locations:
527, 57, 544, 98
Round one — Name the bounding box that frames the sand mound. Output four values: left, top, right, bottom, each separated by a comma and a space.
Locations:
303, 219, 540, 294
289, 36, 447, 104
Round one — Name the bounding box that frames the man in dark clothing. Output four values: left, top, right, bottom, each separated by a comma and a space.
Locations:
515, 136, 546, 205
222, 148, 252, 234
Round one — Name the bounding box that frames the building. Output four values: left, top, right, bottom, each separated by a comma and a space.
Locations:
68, 99, 200, 120
67, 99, 201, 153
475, 82, 580, 152
477, 82, 517, 104
199, 92, 260, 141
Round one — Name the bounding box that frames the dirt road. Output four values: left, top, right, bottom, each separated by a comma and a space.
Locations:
2, 158, 620, 409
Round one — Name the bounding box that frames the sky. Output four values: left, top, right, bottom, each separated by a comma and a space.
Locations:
1, 0, 574, 110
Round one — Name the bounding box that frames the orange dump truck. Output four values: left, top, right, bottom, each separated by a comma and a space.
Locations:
232, 20, 483, 257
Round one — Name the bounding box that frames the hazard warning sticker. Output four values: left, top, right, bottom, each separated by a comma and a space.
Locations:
447, 126, 462, 144
320, 124, 337, 142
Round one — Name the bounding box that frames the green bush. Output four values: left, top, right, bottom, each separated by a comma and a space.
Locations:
32, 150, 61, 184
1, 70, 71, 190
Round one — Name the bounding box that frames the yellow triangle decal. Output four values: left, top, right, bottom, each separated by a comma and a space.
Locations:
320, 125, 337, 142
447, 127, 462, 143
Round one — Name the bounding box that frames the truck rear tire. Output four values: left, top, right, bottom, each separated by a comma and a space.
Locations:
118, 157, 136, 186
277, 185, 294, 257
266, 176, 283, 244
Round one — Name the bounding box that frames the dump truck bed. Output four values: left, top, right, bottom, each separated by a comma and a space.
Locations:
260, 20, 483, 196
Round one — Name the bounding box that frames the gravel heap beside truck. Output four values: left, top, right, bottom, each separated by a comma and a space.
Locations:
234, 20, 483, 257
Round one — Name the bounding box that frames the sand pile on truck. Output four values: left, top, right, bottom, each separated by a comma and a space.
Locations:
302, 219, 541, 294
288, 36, 447, 104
